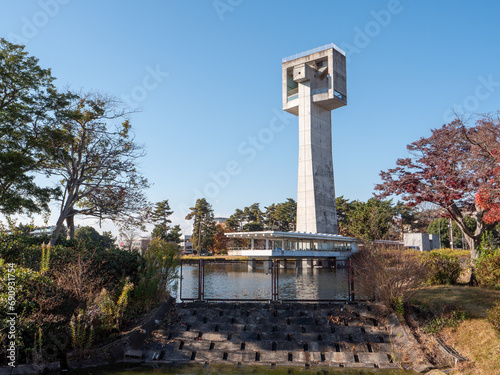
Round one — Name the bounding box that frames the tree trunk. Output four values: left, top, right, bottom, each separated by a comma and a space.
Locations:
50, 214, 67, 246
198, 216, 203, 255
463, 233, 479, 260
66, 215, 75, 240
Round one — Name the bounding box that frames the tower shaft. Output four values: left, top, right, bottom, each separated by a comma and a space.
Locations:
297, 80, 337, 233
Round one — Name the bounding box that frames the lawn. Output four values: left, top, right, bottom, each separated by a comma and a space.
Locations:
413, 285, 500, 375
414, 285, 500, 318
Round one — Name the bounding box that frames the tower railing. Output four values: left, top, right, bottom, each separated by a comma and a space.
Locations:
282, 43, 345, 63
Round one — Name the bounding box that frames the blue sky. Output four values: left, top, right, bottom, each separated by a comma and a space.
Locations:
2, 0, 500, 235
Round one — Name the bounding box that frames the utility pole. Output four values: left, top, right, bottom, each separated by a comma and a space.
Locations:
438, 219, 441, 248
449, 217, 454, 250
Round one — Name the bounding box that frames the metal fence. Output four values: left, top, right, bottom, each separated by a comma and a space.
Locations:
179, 258, 356, 303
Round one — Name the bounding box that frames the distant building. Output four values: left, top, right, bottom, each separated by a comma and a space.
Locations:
119, 236, 151, 253
372, 239, 404, 249
30, 225, 56, 237
181, 234, 194, 254
214, 217, 228, 226
4, 225, 56, 237
403, 233, 440, 251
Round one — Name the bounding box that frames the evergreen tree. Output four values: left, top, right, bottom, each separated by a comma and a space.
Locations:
0, 39, 66, 215
151, 200, 173, 240
185, 198, 215, 254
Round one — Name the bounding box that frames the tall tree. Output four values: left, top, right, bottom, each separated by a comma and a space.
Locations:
335, 196, 354, 236
375, 117, 500, 258
0, 39, 64, 214
185, 198, 215, 254
264, 198, 296, 231
151, 200, 173, 240
226, 203, 265, 232
243, 203, 263, 224
48, 92, 149, 245
347, 198, 396, 241
226, 208, 244, 231
74, 226, 116, 250
165, 224, 182, 244
211, 224, 228, 255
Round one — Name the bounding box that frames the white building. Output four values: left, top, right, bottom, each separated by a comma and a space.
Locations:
181, 234, 194, 254
404, 233, 440, 251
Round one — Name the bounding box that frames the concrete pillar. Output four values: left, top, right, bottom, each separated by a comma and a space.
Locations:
295, 259, 302, 269
251, 238, 254, 250
266, 239, 269, 250
263, 259, 272, 270
248, 259, 256, 270
302, 259, 314, 268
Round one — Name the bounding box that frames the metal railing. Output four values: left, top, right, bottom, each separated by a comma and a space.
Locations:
227, 247, 353, 252
179, 258, 357, 303
282, 43, 345, 63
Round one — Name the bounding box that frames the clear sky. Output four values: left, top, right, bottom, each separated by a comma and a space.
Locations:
2, 0, 500, 236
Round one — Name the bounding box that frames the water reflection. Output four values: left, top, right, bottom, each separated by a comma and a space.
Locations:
178, 263, 349, 301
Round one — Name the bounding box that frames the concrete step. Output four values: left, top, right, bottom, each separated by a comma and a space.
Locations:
161, 302, 398, 369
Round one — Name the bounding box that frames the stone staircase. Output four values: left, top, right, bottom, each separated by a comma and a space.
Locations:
146, 302, 401, 369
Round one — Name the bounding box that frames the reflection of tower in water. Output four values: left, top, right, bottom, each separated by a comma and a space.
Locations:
277, 264, 349, 300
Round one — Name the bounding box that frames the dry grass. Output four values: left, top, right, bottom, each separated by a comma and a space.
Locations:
441, 320, 500, 375
413, 285, 500, 374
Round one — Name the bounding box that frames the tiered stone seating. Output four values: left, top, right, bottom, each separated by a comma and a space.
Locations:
150, 302, 399, 369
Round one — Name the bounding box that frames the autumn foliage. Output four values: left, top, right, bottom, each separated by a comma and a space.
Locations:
376, 114, 500, 258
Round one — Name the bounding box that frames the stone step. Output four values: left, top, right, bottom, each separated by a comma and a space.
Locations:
162, 348, 397, 367
168, 336, 394, 354
175, 313, 378, 327
161, 303, 398, 369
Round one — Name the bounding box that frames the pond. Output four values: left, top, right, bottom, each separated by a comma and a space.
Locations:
173, 263, 357, 301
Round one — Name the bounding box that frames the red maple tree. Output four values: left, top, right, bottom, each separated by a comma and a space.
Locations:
375, 114, 500, 259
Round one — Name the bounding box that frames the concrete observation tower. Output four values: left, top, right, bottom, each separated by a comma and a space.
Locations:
227, 44, 356, 261
282, 44, 347, 235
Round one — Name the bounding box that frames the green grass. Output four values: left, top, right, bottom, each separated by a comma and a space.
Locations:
413, 285, 500, 319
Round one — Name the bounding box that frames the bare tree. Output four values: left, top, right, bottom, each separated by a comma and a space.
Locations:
118, 208, 151, 252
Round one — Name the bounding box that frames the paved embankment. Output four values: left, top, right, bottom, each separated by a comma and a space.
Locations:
144, 302, 405, 370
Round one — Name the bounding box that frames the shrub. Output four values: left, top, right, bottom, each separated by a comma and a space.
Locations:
70, 310, 94, 351
476, 251, 500, 288
424, 310, 467, 334
353, 248, 429, 311
0, 259, 70, 364
94, 280, 134, 330
487, 301, 500, 334
393, 296, 404, 316
0, 234, 145, 365
131, 239, 180, 314
423, 250, 462, 285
